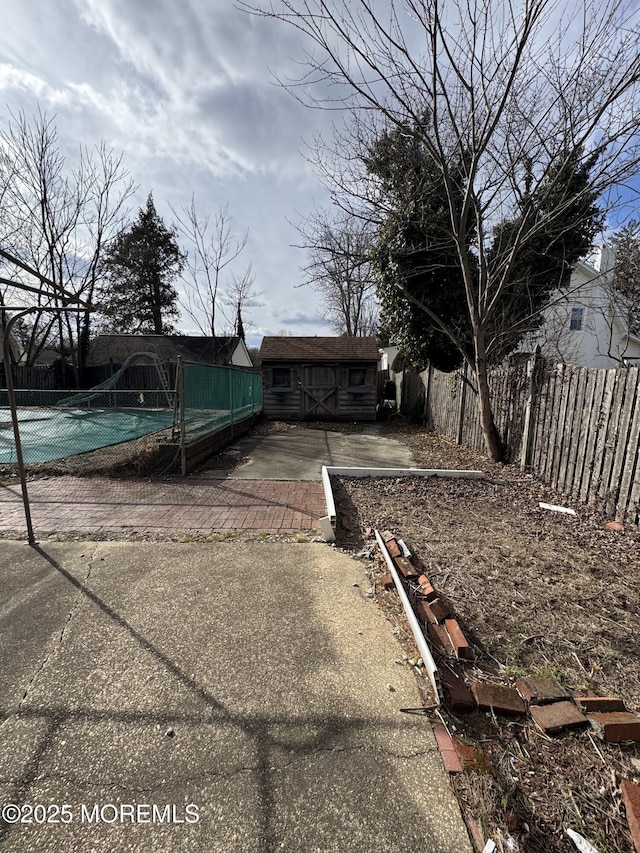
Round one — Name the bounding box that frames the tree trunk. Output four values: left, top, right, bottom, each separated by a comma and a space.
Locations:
474, 336, 502, 462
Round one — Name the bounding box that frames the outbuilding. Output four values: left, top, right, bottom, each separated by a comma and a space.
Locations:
259, 336, 379, 421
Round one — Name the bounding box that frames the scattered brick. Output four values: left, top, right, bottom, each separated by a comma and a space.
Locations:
417, 575, 437, 601
414, 599, 439, 625
529, 701, 588, 735
432, 724, 463, 773
444, 618, 472, 660
394, 556, 419, 579
386, 539, 401, 558
515, 677, 568, 705
621, 779, 640, 853
588, 711, 640, 743
470, 681, 527, 716
463, 815, 485, 852
428, 597, 450, 621
574, 695, 626, 714
606, 520, 624, 532
428, 622, 455, 655
381, 572, 395, 591
439, 667, 475, 713
380, 530, 395, 542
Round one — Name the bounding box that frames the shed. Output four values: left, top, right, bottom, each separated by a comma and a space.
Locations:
259, 336, 380, 421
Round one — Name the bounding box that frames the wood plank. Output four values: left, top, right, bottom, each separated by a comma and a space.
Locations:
588, 368, 617, 506
548, 363, 567, 489
556, 365, 578, 493
579, 370, 607, 503
606, 368, 639, 517
597, 369, 627, 508
542, 364, 561, 484
564, 367, 588, 497
530, 359, 552, 473
572, 369, 597, 500
616, 371, 640, 521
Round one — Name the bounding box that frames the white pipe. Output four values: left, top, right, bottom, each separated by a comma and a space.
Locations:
374, 528, 439, 705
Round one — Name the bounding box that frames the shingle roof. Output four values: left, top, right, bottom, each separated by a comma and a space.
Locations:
88, 335, 242, 366
259, 336, 380, 362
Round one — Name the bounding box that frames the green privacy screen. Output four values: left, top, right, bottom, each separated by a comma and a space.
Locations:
182, 363, 263, 441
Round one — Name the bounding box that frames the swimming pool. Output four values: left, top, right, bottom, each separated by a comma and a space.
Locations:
0, 407, 176, 464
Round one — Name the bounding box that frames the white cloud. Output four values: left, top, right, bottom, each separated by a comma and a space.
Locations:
0, 0, 342, 340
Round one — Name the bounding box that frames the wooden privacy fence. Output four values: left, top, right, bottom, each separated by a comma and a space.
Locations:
395, 356, 640, 525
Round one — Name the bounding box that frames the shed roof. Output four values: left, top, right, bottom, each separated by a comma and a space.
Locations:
259, 336, 379, 362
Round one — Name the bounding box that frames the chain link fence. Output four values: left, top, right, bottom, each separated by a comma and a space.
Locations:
0, 362, 263, 466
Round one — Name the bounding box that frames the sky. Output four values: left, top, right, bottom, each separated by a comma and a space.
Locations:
0, 0, 338, 348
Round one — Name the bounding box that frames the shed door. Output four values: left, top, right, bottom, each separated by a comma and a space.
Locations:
300, 364, 338, 419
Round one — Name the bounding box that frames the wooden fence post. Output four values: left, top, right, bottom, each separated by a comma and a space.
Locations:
424, 363, 433, 427
456, 363, 468, 445
520, 350, 539, 471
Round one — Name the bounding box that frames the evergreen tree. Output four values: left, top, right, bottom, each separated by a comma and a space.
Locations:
369, 121, 601, 372
366, 121, 472, 372
100, 193, 186, 334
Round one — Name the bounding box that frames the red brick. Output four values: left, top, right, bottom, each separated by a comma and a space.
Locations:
386, 538, 401, 558
621, 779, 640, 853
515, 677, 568, 705
588, 712, 640, 743
574, 695, 626, 714
414, 599, 439, 625
463, 816, 485, 852
439, 667, 475, 712
470, 681, 527, 716
381, 572, 395, 591
417, 575, 437, 601
444, 618, 472, 660
427, 622, 455, 655
394, 556, 419, 579
432, 724, 463, 773
529, 701, 588, 734
428, 597, 450, 621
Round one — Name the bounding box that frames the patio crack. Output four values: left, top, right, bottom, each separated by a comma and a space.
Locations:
17, 545, 99, 711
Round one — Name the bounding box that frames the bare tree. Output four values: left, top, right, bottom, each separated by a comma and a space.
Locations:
295, 208, 378, 335
0, 108, 135, 381
173, 198, 258, 337
240, 0, 640, 460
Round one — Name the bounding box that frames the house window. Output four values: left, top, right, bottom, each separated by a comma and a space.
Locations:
272, 367, 292, 389
569, 307, 584, 331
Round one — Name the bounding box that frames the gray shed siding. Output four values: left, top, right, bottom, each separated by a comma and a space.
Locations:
261, 361, 377, 421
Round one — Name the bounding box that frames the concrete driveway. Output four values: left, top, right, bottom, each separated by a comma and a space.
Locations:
199, 428, 415, 480
0, 540, 471, 853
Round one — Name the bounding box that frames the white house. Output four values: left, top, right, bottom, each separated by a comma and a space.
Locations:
524, 248, 640, 368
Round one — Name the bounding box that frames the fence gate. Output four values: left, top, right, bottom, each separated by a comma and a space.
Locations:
300, 364, 338, 419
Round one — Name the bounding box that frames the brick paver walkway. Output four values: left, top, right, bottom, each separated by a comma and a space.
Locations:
0, 477, 327, 536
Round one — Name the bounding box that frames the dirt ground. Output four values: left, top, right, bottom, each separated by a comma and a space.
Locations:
332, 420, 640, 853
2, 417, 639, 850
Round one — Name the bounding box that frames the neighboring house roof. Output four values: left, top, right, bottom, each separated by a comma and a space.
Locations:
259, 336, 380, 362
88, 335, 250, 366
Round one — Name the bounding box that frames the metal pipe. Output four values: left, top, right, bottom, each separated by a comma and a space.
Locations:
3, 309, 37, 544
178, 356, 187, 477
2, 305, 90, 546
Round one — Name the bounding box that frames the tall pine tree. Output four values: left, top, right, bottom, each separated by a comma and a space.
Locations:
100, 193, 186, 334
